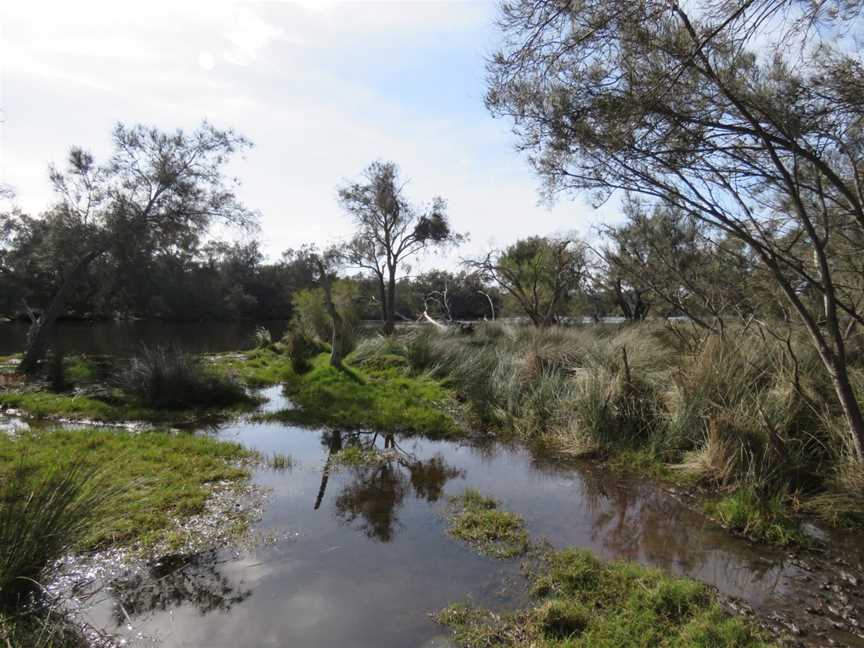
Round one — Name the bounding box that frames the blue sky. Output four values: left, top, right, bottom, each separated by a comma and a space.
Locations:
0, 1, 621, 268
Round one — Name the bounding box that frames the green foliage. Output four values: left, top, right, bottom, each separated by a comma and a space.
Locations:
447, 488, 530, 558
117, 345, 248, 409
282, 326, 324, 374
706, 489, 800, 546
292, 279, 360, 349
210, 347, 296, 387
0, 609, 89, 648
438, 548, 775, 648
253, 326, 273, 348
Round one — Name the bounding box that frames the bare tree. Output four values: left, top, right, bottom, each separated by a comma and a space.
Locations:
339, 161, 463, 334
18, 122, 256, 373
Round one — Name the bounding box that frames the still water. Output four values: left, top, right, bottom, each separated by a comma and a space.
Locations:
33, 387, 860, 648
0, 321, 290, 356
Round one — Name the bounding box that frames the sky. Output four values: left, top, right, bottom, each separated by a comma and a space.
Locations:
0, 0, 622, 268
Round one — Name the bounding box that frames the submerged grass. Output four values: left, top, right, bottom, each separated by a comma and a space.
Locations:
437, 548, 776, 648
446, 488, 530, 559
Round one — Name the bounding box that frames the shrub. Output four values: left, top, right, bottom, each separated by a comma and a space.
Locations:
117, 345, 247, 408
0, 459, 108, 610
282, 327, 323, 374
253, 326, 273, 349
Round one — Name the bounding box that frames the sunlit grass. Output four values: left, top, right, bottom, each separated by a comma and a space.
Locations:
446, 488, 530, 559
437, 548, 776, 647
0, 428, 254, 551
264, 354, 459, 437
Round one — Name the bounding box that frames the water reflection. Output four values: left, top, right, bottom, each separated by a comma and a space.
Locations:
318, 432, 463, 542
108, 551, 252, 625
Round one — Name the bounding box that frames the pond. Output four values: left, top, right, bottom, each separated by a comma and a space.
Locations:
0, 320, 291, 356
12, 387, 864, 647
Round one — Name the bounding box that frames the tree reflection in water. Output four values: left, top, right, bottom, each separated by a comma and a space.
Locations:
315, 431, 463, 542
108, 550, 252, 626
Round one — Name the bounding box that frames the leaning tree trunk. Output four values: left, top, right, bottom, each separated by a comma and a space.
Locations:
383, 272, 397, 335
18, 249, 104, 375
321, 280, 344, 369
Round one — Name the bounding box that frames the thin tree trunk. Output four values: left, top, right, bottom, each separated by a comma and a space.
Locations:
820, 352, 864, 461
377, 277, 388, 330
320, 277, 344, 369
18, 249, 103, 374
384, 270, 396, 335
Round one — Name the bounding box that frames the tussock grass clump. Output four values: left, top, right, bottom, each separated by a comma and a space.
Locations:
267, 452, 294, 471
353, 322, 861, 538
437, 548, 775, 648
117, 345, 247, 409
0, 460, 110, 609
282, 327, 324, 374
706, 488, 799, 545
446, 488, 530, 559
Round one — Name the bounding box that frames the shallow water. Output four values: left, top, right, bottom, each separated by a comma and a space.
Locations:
23, 387, 864, 647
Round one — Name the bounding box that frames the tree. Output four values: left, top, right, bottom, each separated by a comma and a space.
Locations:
339, 161, 463, 334
17, 122, 256, 373
465, 236, 587, 326
599, 196, 756, 330
488, 0, 864, 457
295, 245, 354, 368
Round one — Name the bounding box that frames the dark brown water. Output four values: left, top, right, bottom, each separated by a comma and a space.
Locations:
12, 387, 864, 647
0, 321, 291, 356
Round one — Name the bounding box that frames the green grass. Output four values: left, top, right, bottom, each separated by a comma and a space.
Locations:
0, 609, 88, 647
446, 488, 530, 559
437, 548, 776, 647
209, 346, 296, 386
265, 354, 459, 437
0, 389, 256, 424
0, 428, 254, 550
705, 489, 801, 546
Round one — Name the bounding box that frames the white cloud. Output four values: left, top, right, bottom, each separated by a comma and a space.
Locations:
0, 1, 619, 270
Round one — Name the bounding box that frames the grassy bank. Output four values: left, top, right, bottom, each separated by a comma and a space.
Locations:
212, 346, 460, 437
350, 324, 864, 543
0, 428, 254, 550
437, 549, 775, 648
0, 427, 255, 646
0, 351, 256, 424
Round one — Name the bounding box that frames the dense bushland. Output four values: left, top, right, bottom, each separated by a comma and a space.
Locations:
351, 323, 864, 538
